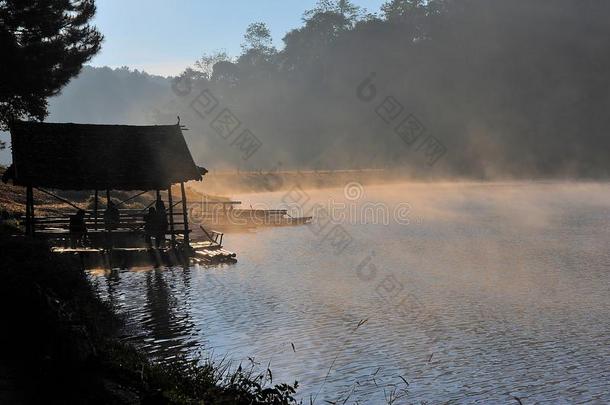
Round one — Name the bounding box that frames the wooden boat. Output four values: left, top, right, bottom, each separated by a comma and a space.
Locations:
196, 201, 312, 229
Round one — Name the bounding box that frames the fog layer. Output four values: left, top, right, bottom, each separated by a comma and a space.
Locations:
34, 1, 610, 179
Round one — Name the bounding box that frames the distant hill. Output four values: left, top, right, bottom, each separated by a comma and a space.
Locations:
0, 66, 174, 165
0, 65, 278, 170
47, 66, 172, 125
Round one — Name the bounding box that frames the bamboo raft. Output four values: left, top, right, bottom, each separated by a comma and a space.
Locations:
50, 242, 237, 267
48, 227, 237, 267
33, 206, 238, 267
190, 227, 237, 264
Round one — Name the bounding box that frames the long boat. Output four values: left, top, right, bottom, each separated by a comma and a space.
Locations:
194, 202, 312, 229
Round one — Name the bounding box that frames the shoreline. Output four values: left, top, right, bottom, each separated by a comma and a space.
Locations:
195, 169, 610, 196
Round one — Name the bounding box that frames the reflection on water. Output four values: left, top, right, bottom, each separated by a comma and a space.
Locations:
88, 182, 610, 403
91, 266, 201, 361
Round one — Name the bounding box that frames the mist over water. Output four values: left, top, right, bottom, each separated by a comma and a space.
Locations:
89, 182, 610, 403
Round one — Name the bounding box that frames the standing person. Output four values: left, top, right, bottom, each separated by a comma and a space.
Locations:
69, 209, 87, 248
104, 200, 120, 249
104, 200, 120, 231
155, 199, 168, 248
143, 207, 157, 248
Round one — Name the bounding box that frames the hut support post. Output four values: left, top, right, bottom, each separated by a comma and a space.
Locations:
180, 182, 190, 246
24, 186, 30, 236
167, 187, 176, 247
93, 190, 99, 230
30, 186, 35, 236
25, 185, 34, 236
106, 190, 112, 246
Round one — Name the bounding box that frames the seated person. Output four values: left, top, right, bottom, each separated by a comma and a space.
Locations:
69, 209, 87, 248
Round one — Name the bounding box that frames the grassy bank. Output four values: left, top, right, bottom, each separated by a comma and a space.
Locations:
0, 235, 299, 404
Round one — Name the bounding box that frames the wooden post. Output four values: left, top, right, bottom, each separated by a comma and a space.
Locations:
180, 182, 190, 246
24, 187, 30, 236
30, 186, 35, 237
106, 190, 111, 246
93, 190, 99, 230
167, 186, 176, 247
25, 185, 33, 236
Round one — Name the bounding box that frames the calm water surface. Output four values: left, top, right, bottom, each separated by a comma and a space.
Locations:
88, 182, 610, 404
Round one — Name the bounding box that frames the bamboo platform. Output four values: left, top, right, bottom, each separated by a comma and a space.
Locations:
190, 240, 237, 264
50, 241, 237, 268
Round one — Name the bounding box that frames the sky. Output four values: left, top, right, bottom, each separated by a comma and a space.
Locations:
89, 0, 387, 76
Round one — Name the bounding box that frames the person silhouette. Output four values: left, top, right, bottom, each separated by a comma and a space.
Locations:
144, 207, 157, 248
104, 200, 120, 231
155, 199, 168, 248
69, 209, 87, 248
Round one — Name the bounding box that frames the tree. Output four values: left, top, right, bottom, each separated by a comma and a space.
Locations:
242, 22, 273, 52
381, 0, 426, 21
0, 0, 103, 132
304, 0, 362, 25
238, 22, 277, 77
279, 10, 351, 75
194, 51, 232, 80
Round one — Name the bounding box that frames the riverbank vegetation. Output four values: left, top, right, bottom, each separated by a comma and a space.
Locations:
0, 233, 299, 404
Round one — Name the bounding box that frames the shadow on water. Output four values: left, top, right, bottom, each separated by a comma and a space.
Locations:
95, 265, 201, 363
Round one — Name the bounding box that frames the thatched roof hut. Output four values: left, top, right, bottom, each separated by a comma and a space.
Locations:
3, 121, 206, 191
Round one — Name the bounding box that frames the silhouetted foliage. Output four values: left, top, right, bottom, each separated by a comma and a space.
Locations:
44, 0, 610, 178
0, 0, 102, 131
182, 0, 610, 178
242, 22, 273, 52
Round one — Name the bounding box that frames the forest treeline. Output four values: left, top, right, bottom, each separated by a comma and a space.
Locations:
48, 0, 610, 178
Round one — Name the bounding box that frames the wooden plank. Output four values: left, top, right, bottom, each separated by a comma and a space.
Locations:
25, 185, 32, 236
180, 182, 190, 245
93, 190, 99, 230
51, 247, 103, 253
167, 187, 176, 247
36, 229, 191, 236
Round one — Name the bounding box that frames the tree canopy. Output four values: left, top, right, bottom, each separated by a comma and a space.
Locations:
0, 0, 103, 132
38, 0, 610, 178
165, 0, 610, 177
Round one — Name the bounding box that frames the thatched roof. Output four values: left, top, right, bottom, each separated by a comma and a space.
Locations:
4, 121, 206, 191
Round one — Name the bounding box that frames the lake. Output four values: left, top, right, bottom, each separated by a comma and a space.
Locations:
88, 182, 610, 404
